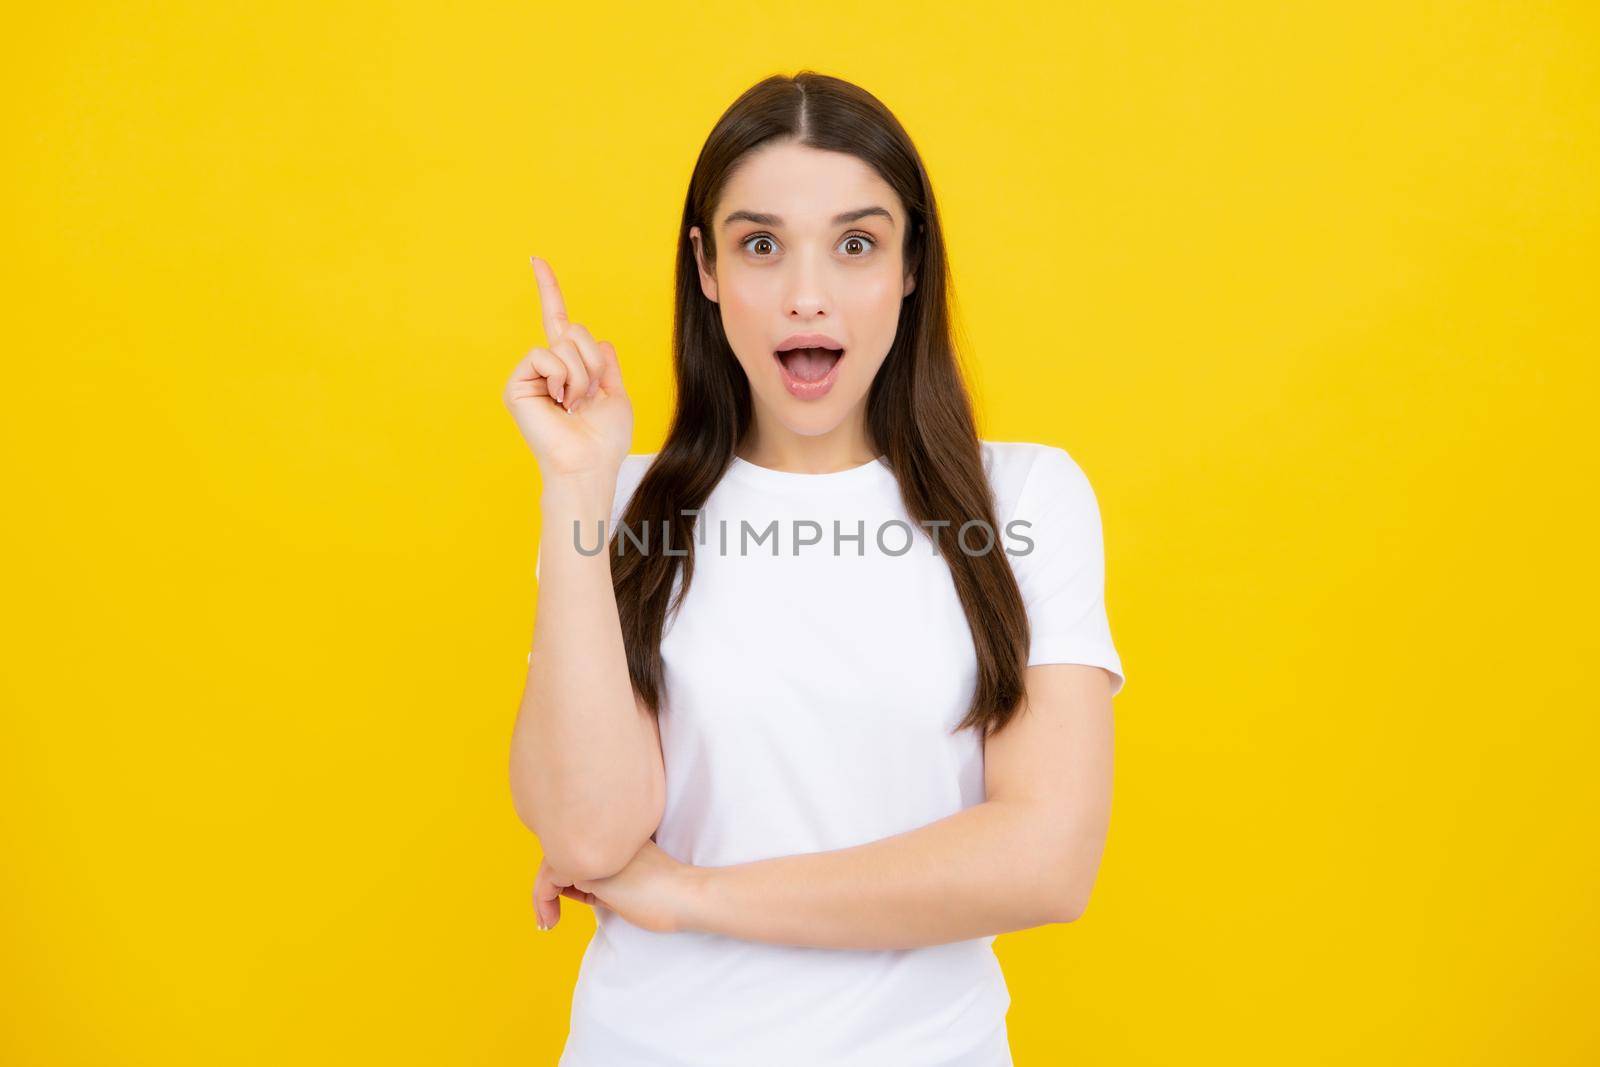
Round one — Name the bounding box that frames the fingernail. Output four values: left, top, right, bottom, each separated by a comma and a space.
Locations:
553, 383, 564, 403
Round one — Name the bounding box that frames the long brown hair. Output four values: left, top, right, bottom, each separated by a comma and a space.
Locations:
613, 70, 1033, 739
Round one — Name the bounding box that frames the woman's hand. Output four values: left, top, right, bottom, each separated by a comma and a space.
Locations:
533, 838, 704, 935
503, 256, 634, 482
575, 839, 704, 934
532, 854, 600, 932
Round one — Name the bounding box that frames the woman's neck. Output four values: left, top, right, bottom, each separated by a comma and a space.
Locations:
736, 422, 880, 475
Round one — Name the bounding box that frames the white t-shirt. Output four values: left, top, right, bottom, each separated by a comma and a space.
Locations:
535, 439, 1125, 1067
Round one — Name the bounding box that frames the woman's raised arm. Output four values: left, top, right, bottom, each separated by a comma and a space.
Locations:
503, 257, 664, 883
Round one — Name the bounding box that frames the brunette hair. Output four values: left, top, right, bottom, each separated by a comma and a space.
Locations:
613, 70, 1033, 739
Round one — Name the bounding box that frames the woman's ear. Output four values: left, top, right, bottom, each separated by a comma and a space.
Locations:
689, 226, 718, 303
903, 268, 917, 298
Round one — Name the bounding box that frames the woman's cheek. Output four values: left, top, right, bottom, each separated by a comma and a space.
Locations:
720, 279, 771, 344
722, 264, 778, 310
859, 267, 900, 304
844, 274, 903, 341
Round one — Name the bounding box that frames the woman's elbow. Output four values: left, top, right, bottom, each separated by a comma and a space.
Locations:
545, 836, 627, 884
544, 820, 660, 883
1045, 848, 1101, 923
510, 788, 662, 884
1051, 885, 1092, 924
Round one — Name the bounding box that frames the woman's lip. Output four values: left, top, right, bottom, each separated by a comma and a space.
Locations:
773, 348, 845, 400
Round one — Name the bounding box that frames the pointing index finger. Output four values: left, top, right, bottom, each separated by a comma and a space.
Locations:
530, 256, 571, 345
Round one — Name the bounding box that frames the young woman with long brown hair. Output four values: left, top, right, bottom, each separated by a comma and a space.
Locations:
504, 71, 1125, 1067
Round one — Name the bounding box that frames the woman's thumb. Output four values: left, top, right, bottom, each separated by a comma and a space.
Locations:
595, 340, 625, 396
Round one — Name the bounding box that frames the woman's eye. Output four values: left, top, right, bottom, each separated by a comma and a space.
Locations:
839, 233, 875, 256
739, 233, 877, 257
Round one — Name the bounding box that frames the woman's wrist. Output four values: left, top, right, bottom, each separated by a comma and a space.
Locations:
539, 469, 619, 514
674, 863, 719, 935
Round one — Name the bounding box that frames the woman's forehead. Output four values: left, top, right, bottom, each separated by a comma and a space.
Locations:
718, 147, 901, 229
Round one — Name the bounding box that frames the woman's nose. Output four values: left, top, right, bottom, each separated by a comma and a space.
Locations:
785, 251, 830, 317
788, 293, 825, 316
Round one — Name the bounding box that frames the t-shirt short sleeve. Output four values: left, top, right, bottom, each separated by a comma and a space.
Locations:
1006, 446, 1127, 696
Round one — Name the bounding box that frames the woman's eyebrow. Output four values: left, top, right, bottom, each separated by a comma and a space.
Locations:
720, 206, 894, 228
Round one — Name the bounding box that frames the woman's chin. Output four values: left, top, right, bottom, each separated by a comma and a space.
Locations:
755, 389, 861, 435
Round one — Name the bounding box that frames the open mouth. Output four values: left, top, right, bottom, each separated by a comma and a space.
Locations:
774, 345, 844, 384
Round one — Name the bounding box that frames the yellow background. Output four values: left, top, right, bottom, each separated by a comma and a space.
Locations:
4, 3, 1596, 1063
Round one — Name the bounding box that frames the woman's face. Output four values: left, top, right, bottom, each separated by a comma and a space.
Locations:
690, 140, 916, 446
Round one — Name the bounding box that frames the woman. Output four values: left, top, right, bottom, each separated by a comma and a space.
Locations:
504, 71, 1125, 1067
